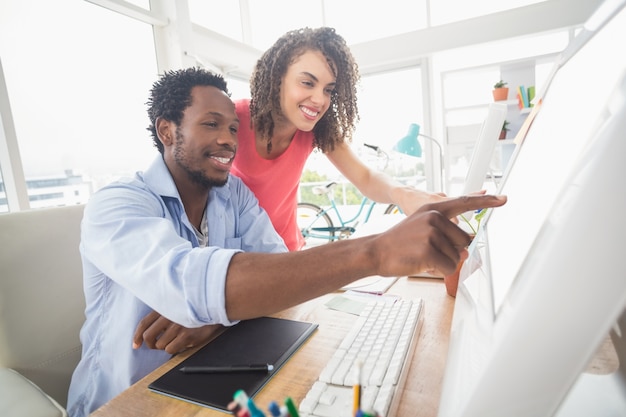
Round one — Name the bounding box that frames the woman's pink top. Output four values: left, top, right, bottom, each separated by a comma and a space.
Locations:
231, 99, 315, 251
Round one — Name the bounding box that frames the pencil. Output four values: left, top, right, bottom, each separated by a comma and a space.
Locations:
284, 397, 299, 417
353, 359, 362, 416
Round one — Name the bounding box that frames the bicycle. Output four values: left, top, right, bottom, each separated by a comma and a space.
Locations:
297, 181, 401, 247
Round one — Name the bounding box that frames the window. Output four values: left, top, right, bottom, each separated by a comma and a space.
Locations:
355, 68, 424, 151
0, 0, 157, 210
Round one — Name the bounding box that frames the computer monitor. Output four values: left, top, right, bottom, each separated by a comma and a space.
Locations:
459, 102, 507, 225
461, 102, 507, 196
438, 0, 626, 416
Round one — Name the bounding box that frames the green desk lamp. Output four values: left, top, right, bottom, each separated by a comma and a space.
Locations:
393, 123, 443, 191
393, 123, 423, 157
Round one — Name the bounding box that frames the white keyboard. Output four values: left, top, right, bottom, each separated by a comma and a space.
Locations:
299, 298, 424, 417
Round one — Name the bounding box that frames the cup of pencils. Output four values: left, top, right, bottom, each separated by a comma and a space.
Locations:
228, 389, 300, 417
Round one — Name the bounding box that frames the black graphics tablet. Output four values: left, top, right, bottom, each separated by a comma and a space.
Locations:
148, 316, 318, 411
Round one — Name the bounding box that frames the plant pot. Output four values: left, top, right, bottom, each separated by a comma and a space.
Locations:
444, 259, 464, 297
444, 235, 475, 297
499, 129, 507, 140
492, 87, 509, 101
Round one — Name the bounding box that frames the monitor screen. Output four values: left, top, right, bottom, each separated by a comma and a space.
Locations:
439, 1, 626, 415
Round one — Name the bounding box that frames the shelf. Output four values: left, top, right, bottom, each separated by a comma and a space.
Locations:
445, 103, 492, 112
452, 100, 532, 115
497, 139, 516, 145
494, 99, 518, 106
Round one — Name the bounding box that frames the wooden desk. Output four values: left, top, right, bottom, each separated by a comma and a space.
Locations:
89, 277, 454, 417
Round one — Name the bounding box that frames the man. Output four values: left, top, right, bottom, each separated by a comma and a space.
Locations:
68, 67, 506, 417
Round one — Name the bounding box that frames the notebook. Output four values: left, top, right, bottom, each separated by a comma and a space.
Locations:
148, 316, 318, 411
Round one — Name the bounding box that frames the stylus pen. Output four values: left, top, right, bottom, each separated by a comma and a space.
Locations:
179, 364, 274, 374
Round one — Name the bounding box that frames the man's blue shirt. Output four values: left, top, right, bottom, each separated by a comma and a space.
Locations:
67, 156, 286, 417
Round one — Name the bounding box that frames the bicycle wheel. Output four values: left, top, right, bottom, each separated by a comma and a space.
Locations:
384, 204, 403, 215
297, 202, 335, 248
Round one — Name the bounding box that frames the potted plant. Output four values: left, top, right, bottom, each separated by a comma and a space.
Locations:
499, 120, 510, 140
493, 80, 509, 101
443, 209, 487, 297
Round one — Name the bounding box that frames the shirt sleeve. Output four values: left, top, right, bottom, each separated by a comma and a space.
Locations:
80, 181, 241, 327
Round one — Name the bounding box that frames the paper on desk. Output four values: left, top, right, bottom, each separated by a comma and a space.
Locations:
409, 271, 443, 279
325, 295, 368, 315
340, 275, 399, 294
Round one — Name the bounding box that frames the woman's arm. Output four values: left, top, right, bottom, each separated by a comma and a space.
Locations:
326, 142, 447, 216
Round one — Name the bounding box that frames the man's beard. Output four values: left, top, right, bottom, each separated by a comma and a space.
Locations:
184, 168, 227, 188
174, 130, 228, 189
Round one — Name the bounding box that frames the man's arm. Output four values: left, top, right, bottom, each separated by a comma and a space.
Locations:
134, 194, 506, 351
224, 195, 504, 319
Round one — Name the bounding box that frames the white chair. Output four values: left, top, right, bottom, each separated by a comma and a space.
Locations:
0, 204, 86, 416
0, 368, 67, 417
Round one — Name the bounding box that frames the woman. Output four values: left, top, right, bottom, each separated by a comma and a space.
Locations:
231, 27, 445, 250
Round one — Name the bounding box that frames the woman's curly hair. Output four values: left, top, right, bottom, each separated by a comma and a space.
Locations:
146, 67, 229, 154
249, 27, 360, 153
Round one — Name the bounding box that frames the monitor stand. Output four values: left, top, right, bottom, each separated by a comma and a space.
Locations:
555, 308, 626, 416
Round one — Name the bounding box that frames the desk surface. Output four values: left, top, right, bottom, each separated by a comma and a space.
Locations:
89, 277, 455, 417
